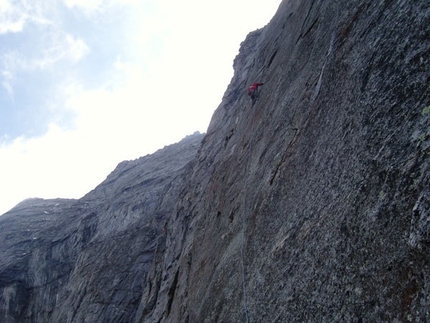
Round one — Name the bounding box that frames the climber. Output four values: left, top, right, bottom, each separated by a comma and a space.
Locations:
248, 82, 264, 105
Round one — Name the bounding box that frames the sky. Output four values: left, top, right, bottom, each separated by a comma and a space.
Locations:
0, 0, 281, 215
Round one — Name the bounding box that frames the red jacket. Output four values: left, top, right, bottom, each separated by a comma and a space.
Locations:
248, 82, 264, 95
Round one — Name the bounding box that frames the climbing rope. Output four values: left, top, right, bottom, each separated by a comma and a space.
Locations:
240, 127, 256, 323
240, 193, 250, 323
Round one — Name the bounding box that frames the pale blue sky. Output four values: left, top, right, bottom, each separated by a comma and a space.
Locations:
0, 0, 282, 215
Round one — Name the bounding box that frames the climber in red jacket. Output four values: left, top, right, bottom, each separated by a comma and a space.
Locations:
248, 82, 264, 105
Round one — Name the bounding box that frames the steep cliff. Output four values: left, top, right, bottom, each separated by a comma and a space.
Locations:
1, 0, 429, 322
154, 1, 430, 321
0, 133, 203, 323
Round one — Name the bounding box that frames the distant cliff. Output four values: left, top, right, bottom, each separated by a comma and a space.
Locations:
1, 0, 429, 322
0, 133, 203, 323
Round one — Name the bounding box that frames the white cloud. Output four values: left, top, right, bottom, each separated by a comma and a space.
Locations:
1, 69, 14, 97
0, 0, 27, 34
62, 0, 136, 16
66, 35, 89, 62
0, 1, 52, 34
0, 51, 25, 98
0, 31, 89, 101
39, 33, 90, 67
63, 0, 103, 9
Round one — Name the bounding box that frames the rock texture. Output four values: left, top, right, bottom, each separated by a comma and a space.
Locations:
1, 0, 430, 322
0, 133, 203, 323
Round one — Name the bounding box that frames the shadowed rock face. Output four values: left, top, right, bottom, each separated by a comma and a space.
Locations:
1, 0, 429, 322
0, 133, 203, 323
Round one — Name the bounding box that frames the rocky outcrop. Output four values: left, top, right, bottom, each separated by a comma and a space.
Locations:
0, 133, 203, 323
1, 0, 429, 322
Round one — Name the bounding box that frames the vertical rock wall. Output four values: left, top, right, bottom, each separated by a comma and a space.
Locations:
156, 0, 430, 322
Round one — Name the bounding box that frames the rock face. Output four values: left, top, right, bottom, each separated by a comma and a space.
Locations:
0, 133, 203, 323
1, 0, 430, 322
